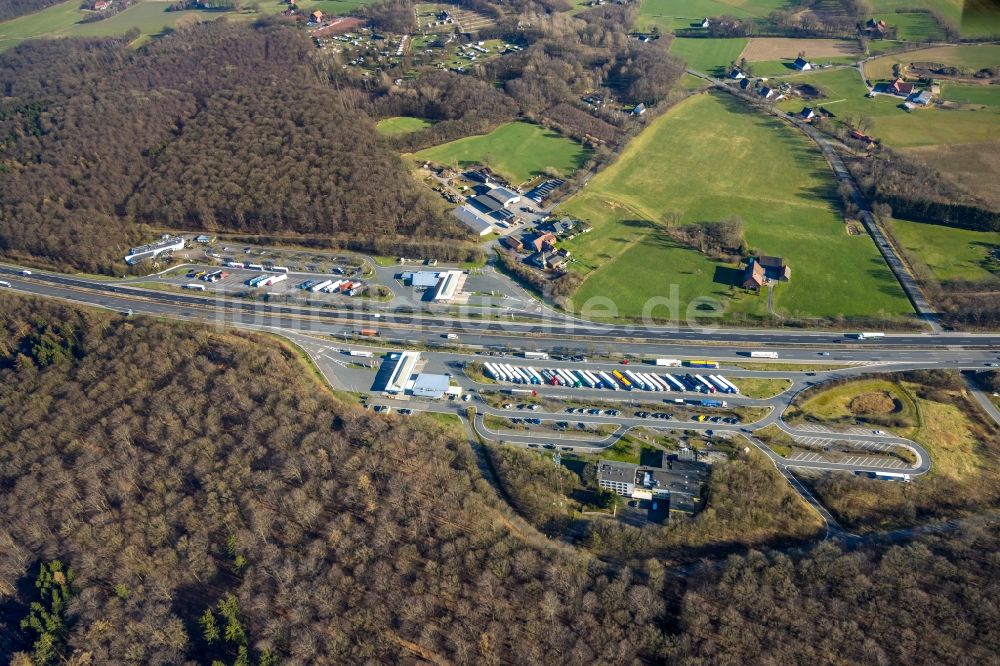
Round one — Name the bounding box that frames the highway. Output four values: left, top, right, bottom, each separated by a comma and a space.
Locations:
4, 255, 997, 539
4, 265, 1000, 350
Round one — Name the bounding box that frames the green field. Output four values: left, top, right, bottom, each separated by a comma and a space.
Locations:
412, 121, 592, 185
748, 58, 856, 77
0, 0, 286, 50
777, 67, 1000, 148
887, 217, 1000, 284
940, 83, 1000, 106
636, 0, 786, 32
376, 116, 434, 136
299, 0, 379, 15
558, 93, 913, 322
887, 11, 947, 41
668, 37, 747, 76
873, 0, 1000, 37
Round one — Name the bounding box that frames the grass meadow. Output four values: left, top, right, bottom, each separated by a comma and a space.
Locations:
376, 117, 434, 136
558, 93, 913, 323
886, 218, 1000, 285
412, 121, 592, 185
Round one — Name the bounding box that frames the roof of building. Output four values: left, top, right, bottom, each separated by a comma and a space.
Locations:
453, 206, 496, 236
433, 269, 464, 301
405, 271, 441, 288
743, 260, 765, 288
532, 232, 557, 251
410, 373, 451, 399
913, 89, 933, 104
793, 57, 810, 68
598, 460, 638, 484
486, 186, 521, 205
470, 193, 505, 213
801, 107, 816, 118
758, 255, 786, 269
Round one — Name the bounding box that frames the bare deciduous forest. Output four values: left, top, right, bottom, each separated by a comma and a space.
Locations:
0, 293, 998, 665
0, 21, 469, 275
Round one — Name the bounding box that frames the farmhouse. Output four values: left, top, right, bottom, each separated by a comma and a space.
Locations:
793, 57, 812, 71
530, 231, 558, 252
741, 255, 791, 290
863, 18, 887, 37
800, 107, 817, 121
759, 87, 774, 99
729, 68, 747, 80
889, 78, 914, 96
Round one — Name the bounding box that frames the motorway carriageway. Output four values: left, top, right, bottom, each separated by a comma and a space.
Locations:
4, 265, 1000, 353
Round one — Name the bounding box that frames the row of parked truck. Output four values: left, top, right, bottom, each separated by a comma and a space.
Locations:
297, 278, 366, 297
480, 362, 740, 396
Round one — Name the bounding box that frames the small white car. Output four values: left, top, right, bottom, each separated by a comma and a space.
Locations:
872, 430, 886, 436
19, 269, 31, 276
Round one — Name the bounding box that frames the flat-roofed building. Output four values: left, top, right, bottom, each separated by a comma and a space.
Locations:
384, 351, 421, 394
598, 460, 638, 496
432, 269, 466, 303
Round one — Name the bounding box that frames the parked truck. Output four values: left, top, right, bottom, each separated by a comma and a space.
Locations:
523, 351, 550, 360
700, 399, 728, 408
685, 359, 720, 369
359, 329, 379, 337
654, 358, 681, 367
349, 350, 374, 358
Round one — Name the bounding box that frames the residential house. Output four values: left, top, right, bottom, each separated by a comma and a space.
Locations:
759, 87, 774, 99
530, 232, 557, 253
529, 251, 567, 271
800, 107, 817, 121
92, 0, 111, 10
911, 89, 933, 106
311, 9, 323, 22
741, 255, 790, 290
864, 18, 887, 37
742, 260, 766, 290
729, 68, 747, 80
700, 18, 710, 28
889, 78, 914, 96
632, 103, 647, 116
739, 77, 752, 90
793, 57, 812, 71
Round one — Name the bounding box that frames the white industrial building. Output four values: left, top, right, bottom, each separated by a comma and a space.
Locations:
432, 270, 465, 303
410, 373, 452, 399
384, 351, 421, 394
125, 235, 185, 264
402, 271, 444, 288
453, 206, 496, 236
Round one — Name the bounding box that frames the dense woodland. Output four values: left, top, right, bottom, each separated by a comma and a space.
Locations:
0, 294, 998, 664
0, 21, 471, 275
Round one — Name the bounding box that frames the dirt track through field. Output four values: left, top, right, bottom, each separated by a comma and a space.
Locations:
740, 38, 861, 61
